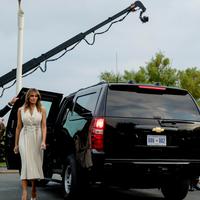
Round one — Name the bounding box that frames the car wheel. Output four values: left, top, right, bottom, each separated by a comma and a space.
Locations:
63, 154, 78, 199
161, 178, 189, 200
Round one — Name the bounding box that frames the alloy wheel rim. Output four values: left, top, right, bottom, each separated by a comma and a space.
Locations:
64, 166, 72, 194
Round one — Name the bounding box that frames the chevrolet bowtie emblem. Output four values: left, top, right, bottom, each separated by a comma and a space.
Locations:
152, 127, 165, 133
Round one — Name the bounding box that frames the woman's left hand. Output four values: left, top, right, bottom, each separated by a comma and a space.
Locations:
41, 142, 46, 150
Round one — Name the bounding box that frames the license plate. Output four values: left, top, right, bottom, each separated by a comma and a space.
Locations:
147, 135, 166, 146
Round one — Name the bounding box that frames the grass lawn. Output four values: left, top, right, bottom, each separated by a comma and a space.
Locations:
0, 162, 6, 167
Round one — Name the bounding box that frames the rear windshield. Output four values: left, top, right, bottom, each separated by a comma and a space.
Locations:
106, 87, 200, 121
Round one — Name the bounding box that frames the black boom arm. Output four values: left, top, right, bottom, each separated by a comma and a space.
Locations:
0, 1, 148, 89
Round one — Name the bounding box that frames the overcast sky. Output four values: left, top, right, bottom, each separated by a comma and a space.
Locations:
0, 0, 200, 110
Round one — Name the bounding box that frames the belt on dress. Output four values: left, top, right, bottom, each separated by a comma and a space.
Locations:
23, 126, 40, 132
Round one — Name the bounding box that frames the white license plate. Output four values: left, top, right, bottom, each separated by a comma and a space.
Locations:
147, 135, 167, 146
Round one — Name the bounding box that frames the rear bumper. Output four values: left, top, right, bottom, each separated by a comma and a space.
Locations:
91, 156, 200, 182
102, 158, 200, 178
105, 158, 200, 165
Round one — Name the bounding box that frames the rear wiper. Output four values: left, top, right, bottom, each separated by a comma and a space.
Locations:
160, 120, 195, 125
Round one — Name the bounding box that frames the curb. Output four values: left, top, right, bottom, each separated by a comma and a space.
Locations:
0, 168, 18, 174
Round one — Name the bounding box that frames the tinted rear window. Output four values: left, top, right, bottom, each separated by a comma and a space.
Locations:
71, 92, 99, 119
106, 87, 200, 121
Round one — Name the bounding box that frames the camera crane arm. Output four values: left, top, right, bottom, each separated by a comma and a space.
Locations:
0, 1, 148, 89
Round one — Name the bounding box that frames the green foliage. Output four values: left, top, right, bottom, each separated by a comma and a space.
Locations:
123, 70, 136, 82
0, 133, 5, 163
178, 67, 200, 100
99, 71, 123, 82
143, 52, 178, 86
123, 68, 149, 83
99, 52, 200, 101
0, 162, 6, 167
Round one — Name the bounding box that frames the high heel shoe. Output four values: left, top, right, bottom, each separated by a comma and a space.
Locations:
31, 192, 37, 200
30, 194, 37, 200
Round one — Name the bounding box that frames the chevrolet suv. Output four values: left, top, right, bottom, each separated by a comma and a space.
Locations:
5, 82, 200, 199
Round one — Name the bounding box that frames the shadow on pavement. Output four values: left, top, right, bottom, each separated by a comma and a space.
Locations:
39, 182, 164, 200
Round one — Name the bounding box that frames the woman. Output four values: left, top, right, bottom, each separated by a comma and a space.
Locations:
14, 88, 47, 200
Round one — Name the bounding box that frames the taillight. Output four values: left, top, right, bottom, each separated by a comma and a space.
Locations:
138, 85, 166, 90
89, 118, 105, 152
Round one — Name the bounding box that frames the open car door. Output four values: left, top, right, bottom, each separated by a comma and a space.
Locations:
5, 87, 63, 170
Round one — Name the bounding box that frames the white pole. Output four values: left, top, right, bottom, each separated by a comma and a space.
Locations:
16, 0, 24, 94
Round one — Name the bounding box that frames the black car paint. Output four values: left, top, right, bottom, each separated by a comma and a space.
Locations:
5, 83, 200, 199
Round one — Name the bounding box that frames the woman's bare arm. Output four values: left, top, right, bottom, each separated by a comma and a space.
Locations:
41, 107, 47, 149
14, 108, 22, 154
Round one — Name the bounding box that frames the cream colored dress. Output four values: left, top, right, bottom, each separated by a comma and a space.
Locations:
19, 106, 44, 180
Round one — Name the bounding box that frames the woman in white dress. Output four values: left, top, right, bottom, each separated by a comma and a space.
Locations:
14, 88, 47, 200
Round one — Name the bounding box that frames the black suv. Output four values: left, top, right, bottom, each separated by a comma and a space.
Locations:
5, 82, 200, 199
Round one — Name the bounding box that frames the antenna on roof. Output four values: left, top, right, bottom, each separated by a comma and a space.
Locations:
115, 51, 119, 83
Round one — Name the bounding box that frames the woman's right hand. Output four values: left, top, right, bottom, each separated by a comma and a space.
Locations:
13, 145, 19, 154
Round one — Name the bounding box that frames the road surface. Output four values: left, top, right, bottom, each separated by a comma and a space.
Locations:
0, 172, 199, 200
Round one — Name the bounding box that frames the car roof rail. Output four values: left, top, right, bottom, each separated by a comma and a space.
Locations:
97, 81, 108, 85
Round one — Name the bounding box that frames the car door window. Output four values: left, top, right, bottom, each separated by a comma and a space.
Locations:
71, 92, 99, 119
41, 101, 52, 118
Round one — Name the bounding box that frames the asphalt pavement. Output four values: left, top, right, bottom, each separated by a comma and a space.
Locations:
1, 168, 200, 200
0, 168, 63, 200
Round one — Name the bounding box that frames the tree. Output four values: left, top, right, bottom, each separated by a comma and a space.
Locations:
99, 71, 123, 82
178, 67, 200, 100
144, 52, 178, 86
99, 52, 200, 104
100, 52, 178, 86
123, 68, 148, 83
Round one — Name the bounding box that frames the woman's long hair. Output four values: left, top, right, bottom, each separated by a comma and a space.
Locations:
24, 88, 42, 112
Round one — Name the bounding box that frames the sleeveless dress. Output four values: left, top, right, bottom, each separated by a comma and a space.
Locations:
19, 106, 44, 180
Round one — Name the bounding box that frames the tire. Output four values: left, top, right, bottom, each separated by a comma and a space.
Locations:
161, 178, 189, 200
63, 154, 78, 200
